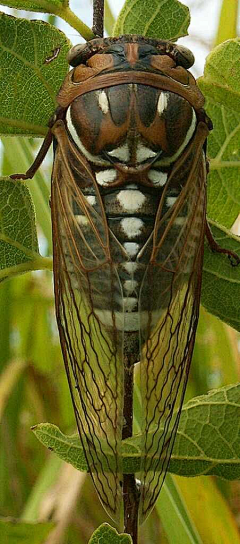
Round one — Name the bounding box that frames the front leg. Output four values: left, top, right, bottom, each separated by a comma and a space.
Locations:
10, 107, 66, 181
10, 128, 53, 181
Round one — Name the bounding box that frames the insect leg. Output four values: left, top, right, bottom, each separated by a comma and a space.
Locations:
205, 221, 240, 266
10, 128, 53, 181
10, 107, 67, 181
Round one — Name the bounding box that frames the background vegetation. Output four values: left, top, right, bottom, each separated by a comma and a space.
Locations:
0, 0, 239, 542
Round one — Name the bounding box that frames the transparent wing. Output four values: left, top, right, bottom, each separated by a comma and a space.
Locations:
51, 121, 124, 523
138, 141, 207, 522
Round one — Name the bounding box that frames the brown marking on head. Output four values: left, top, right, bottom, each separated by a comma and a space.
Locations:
87, 53, 114, 70
150, 55, 176, 70
125, 43, 139, 66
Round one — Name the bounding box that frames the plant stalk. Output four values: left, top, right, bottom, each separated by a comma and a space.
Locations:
122, 335, 140, 543
92, 0, 105, 37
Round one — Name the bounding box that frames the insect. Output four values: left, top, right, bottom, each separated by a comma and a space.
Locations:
44, 46, 61, 65
11, 32, 239, 543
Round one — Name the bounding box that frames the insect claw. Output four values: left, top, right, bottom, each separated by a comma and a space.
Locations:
205, 222, 240, 266
228, 253, 240, 267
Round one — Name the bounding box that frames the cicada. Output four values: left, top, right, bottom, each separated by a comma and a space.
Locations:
13, 34, 236, 540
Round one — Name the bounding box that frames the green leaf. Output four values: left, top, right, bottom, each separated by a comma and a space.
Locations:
0, 3, 94, 38
0, 178, 38, 269
0, 0, 66, 11
202, 222, 240, 331
32, 383, 240, 481
206, 102, 240, 228
1, 137, 52, 249
170, 383, 240, 481
199, 39, 240, 112
113, 0, 190, 41
0, 178, 52, 281
0, 519, 54, 544
32, 424, 89, 471
0, 12, 71, 136
89, 523, 132, 544
199, 39, 240, 227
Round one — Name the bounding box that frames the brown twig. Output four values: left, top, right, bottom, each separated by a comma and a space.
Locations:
92, 0, 104, 37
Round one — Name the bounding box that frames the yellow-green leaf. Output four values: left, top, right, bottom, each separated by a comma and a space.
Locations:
32, 384, 240, 481
202, 222, 240, 331
89, 523, 132, 544
0, 13, 71, 136
0, 0, 66, 12
0, 178, 39, 271
199, 39, 240, 227
0, 178, 52, 281
113, 0, 190, 41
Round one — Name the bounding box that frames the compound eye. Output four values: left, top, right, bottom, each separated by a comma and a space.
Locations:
138, 45, 158, 58
104, 44, 125, 55
175, 45, 195, 69
67, 42, 96, 68
67, 43, 88, 66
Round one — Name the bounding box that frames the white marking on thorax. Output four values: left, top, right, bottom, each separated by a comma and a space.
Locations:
157, 92, 169, 114
123, 279, 138, 294
136, 144, 157, 163
85, 195, 96, 206
148, 170, 168, 186
66, 108, 108, 166
120, 217, 143, 238
166, 196, 178, 207
95, 169, 117, 185
108, 143, 130, 161
156, 109, 197, 166
117, 190, 146, 212
97, 90, 109, 114
124, 242, 139, 258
